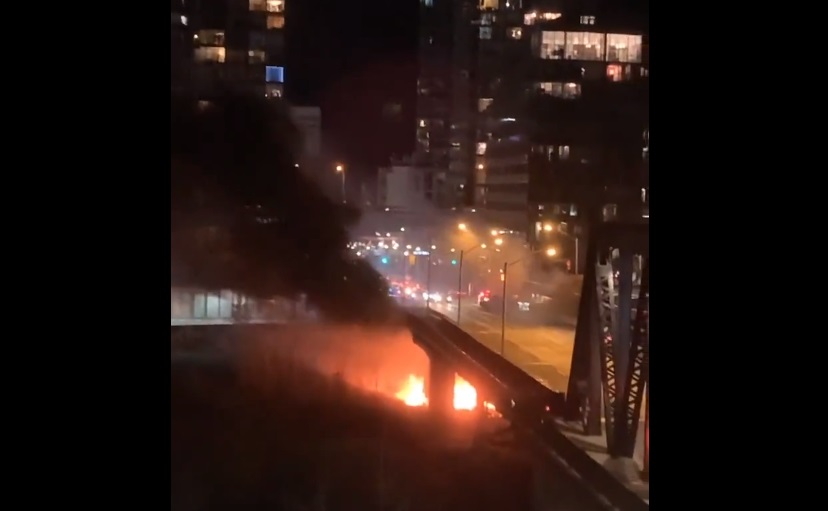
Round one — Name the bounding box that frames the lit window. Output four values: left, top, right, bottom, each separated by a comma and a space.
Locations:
606, 64, 624, 82
479, 27, 492, 39
538, 31, 565, 59
476, 143, 487, 155
579, 15, 596, 25
640, 67, 649, 77
478, 98, 493, 112
562, 83, 580, 98
196, 30, 225, 46
558, 145, 570, 159
607, 34, 642, 63
525, 11, 561, 24
265, 66, 285, 83
194, 47, 226, 63
479, 0, 499, 9
267, 15, 285, 29
564, 32, 605, 61
537, 82, 581, 99
508, 27, 522, 39
180, 15, 188, 25
251, 0, 285, 12
249, 50, 266, 64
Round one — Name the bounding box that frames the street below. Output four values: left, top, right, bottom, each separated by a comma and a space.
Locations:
430, 299, 575, 392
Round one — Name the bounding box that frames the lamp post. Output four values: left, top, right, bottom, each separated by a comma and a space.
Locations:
561, 231, 580, 274
456, 242, 487, 323
425, 240, 436, 309
426, 249, 432, 309
335, 164, 346, 203
500, 247, 558, 356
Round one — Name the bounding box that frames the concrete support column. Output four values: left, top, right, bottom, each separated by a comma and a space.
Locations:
428, 356, 455, 418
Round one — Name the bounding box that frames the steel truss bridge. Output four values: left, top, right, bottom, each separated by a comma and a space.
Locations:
171, 220, 649, 511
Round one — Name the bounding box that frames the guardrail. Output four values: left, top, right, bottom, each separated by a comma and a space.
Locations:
407, 309, 648, 511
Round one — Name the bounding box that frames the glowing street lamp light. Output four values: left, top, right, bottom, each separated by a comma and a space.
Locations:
545, 247, 557, 257
494, 238, 504, 246
458, 223, 468, 231
543, 223, 553, 232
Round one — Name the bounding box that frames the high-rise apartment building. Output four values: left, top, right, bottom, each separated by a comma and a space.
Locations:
176, 0, 287, 99
415, 0, 478, 208
416, 0, 648, 248
171, 1, 193, 93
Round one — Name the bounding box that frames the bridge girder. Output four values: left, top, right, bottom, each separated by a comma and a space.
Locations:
565, 223, 649, 460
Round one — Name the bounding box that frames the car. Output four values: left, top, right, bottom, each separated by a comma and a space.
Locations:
477, 289, 493, 308
478, 290, 508, 312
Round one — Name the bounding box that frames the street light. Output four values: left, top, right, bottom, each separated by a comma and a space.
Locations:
458, 223, 468, 231
499, 247, 557, 356
555, 230, 580, 274
456, 242, 487, 323
494, 237, 504, 246
541, 222, 579, 273
335, 164, 346, 203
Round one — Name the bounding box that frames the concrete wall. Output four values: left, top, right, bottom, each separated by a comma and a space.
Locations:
171, 288, 238, 320
171, 288, 315, 324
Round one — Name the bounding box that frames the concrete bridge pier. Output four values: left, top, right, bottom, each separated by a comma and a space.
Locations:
428, 355, 455, 418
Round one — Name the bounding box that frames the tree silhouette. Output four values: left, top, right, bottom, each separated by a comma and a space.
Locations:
171, 92, 398, 324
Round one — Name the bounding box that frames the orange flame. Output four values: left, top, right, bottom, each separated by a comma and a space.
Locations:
394, 374, 480, 411
395, 374, 428, 406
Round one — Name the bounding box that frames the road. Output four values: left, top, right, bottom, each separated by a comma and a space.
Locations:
430, 299, 576, 392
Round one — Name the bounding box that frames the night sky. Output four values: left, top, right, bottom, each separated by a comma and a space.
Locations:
286, 0, 419, 173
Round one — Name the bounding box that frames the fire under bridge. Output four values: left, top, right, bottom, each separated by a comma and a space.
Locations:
171, 221, 649, 511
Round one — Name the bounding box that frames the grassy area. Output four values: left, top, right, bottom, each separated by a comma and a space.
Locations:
171, 352, 533, 511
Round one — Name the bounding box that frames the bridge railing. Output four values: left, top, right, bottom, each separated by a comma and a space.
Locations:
171, 287, 316, 324
409, 309, 648, 511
